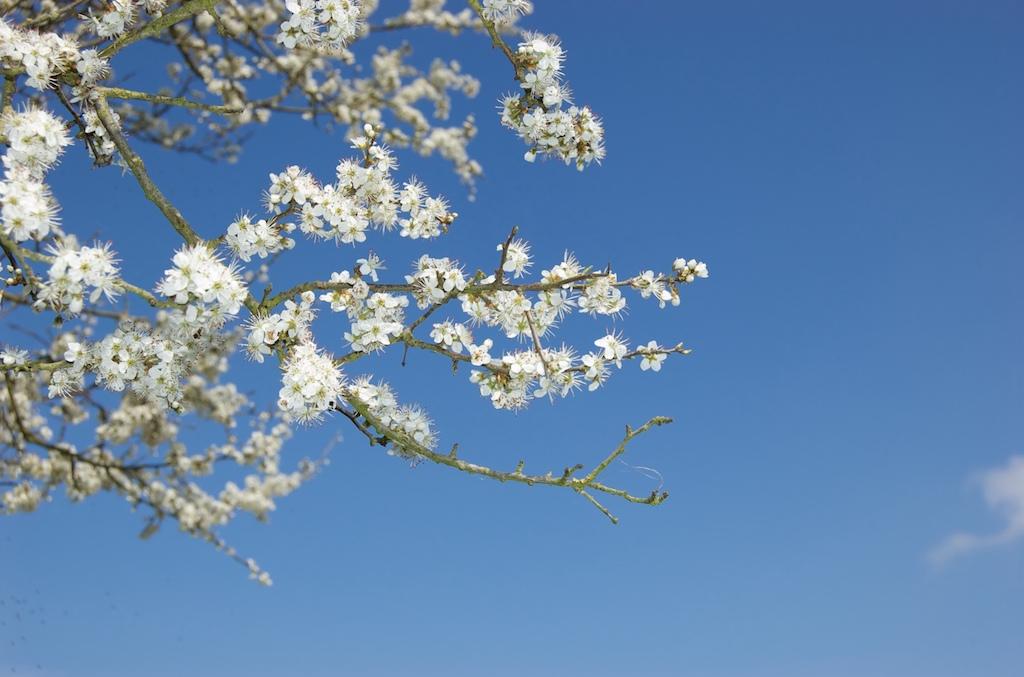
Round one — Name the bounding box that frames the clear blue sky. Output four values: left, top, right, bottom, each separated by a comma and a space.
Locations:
4, 1, 1024, 675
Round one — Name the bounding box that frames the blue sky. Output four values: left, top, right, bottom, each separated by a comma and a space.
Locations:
3, 1, 1024, 675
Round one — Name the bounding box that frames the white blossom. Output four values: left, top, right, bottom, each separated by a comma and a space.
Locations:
75, 49, 110, 85
245, 292, 316, 362
468, 338, 494, 366
639, 340, 667, 372
87, 0, 137, 38
0, 168, 59, 242
38, 239, 121, 314
480, 0, 532, 25
0, 20, 77, 90
673, 257, 710, 283
225, 214, 294, 262
157, 245, 248, 325
1, 107, 72, 176
0, 2, 709, 583
278, 0, 362, 51
430, 320, 472, 353
594, 332, 629, 368
499, 237, 531, 278
348, 376, 437, 452
498, 33, 605, 170
278, 340, 344, 422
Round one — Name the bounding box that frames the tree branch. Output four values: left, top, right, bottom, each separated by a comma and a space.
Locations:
466, 0, 524, 80
99, 0, 219, 59
92, 96, 203, 246
99, 86, 243, 115
343, 393, 671, 522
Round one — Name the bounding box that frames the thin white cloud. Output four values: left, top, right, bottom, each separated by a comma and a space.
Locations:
929, 455, 1024, 565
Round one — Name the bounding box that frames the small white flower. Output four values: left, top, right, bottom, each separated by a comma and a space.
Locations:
469, 339, 494, 367
673, 258, 709, 283
639, 341, 667, 372
64, 342, 85, 363
594, 332, 628, 367
498, 238, 532, 278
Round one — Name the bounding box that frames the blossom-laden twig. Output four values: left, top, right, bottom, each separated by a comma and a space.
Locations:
98, 0, 221, 59
0, 0, 709, 582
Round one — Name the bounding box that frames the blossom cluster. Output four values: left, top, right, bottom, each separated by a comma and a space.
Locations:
278, 0, 363, 51
37, 239, 121, 315
157, 245, 248, 326
2, 482, 44, 513
674, 257, 710, 283
245, 292, 317, 363
480, 0, 533, 25
1, 382, 313, 586
278, 340, 344, 421
0, 19, 78, 90
348, 376, 436, 453
0, 168, 59, 242
0, 16, 116, 168
44, 291, 246, 411
0, 0, 708, 584
405, 255, 468, 307
0, 107, 70, 243
295, 240, 707, 414
262, 130, 456, 248
6, 4, 493, 182
51, 322, 177, 405
243, 283, 349, 426
2, 107, 73, 176
225, 213, 295, 262
499, 33, 606, 169
86, 0, 138, 39
452, 246, 709, 410
343, 289, 408, 353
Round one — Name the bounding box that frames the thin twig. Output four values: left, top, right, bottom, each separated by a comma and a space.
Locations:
99, 86, 242, 115
343, 393, 672, 521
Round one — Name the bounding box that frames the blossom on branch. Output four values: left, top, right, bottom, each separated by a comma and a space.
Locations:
0, 0, 707, 581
